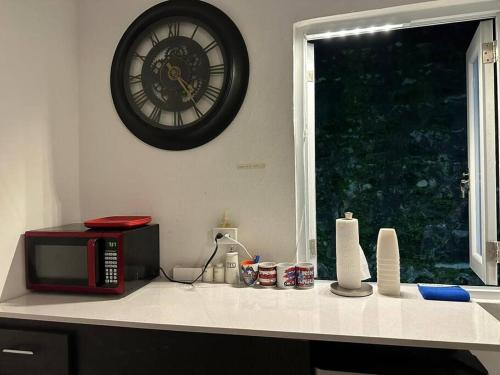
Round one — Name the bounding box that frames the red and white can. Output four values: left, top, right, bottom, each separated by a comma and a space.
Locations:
296, 262, 314, 289
258, 262, 277, 287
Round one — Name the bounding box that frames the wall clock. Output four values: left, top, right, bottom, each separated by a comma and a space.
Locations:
110, 0, 249, 150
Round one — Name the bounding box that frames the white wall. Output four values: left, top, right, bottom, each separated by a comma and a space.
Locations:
0, 0, 80, 301
78, 0, 424, 270
0, 0, 498, 372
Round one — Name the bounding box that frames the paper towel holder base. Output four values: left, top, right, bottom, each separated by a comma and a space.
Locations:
330, 281, 373, 297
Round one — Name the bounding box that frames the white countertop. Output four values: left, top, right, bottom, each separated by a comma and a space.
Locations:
0, 280, 499, 351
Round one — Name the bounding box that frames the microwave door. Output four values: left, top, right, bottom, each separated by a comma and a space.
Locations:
29, 237, 91, 286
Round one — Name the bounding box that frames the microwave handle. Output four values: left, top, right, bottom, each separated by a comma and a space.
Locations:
87, 239, 97, 287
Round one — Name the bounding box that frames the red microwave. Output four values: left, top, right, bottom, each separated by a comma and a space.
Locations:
25, 224, 159, 294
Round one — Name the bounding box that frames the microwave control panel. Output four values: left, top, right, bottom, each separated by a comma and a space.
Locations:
104, 239, 118, 285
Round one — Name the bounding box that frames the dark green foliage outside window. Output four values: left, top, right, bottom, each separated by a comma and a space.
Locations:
314, 21, 483, 285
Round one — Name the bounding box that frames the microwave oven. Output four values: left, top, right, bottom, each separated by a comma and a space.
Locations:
25, 224, 159, 294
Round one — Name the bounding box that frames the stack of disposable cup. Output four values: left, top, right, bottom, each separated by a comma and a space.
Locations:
376, 228, 400, 297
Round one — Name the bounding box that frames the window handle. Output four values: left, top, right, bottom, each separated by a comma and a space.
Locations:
460, 179, 470, 199
2, 349, 34, 355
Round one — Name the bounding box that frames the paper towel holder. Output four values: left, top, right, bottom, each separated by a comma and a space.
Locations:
330, 281, 373, 297
331, 211, 373, 297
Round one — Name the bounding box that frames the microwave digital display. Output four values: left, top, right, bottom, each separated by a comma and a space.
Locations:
35, 245, 88, 283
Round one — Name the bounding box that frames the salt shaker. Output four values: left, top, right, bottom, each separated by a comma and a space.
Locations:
214, 263, 225, 283
202, 263, 214, 282
376, 228, 400, 296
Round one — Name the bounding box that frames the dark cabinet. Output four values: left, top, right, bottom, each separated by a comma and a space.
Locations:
0, 319, 311, 375
0, 328, 69, 375
0, 319, 486, 375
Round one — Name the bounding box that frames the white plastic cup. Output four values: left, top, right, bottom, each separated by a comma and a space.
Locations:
376, 228, 400, 297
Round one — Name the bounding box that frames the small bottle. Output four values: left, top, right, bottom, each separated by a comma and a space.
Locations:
202, 263, 214, 282
225, 251, 239, 284
376, 228, 400, 297
214, 263, 225, 283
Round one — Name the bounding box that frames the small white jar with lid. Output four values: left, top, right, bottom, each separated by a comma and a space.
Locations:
213, 263, 225, 283
202, 263, 214, 282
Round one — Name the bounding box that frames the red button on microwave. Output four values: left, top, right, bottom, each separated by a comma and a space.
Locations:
25, 224, 159, 295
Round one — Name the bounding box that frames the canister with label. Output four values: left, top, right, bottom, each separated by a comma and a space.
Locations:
225, 252, 239, 284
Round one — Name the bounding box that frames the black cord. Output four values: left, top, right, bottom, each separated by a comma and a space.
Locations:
159, 233, 224, 285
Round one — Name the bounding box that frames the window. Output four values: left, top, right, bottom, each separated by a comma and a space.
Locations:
294, 2, 500, 286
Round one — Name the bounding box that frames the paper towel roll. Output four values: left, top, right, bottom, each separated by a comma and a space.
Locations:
336, 213, 362, 289
359, 245, 371, 281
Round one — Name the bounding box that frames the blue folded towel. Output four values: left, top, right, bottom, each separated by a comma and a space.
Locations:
418, 284, 470, 302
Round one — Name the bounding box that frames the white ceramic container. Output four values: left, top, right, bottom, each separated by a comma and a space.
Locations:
214, 263, 225, 283
202, 264, 214, 282
225, 252, 239, 284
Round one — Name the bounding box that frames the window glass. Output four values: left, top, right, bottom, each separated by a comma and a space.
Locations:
314, 21, 483, 285
471, 57, 483, 257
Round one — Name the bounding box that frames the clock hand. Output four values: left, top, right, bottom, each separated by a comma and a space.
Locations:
165, 62, 198, 106
176, 77, 196, 103
179, 77, 195, 94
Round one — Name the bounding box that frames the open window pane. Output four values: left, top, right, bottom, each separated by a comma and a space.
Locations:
313, 21, 494, 285
466, 20, 498, 285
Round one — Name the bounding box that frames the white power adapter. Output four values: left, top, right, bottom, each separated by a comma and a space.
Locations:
172, 266, 203, 282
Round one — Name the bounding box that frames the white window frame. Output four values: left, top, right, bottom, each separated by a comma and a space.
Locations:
293, 0, 500, 282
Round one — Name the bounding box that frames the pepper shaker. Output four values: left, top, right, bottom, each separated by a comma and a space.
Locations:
202, 263, 214, 282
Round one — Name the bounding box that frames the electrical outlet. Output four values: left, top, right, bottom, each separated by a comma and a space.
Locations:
213, 227, 238, 245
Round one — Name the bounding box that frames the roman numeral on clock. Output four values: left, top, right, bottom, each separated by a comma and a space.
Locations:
168, 23, 180, 37
149, 106, 161, 123
191, 25, 199, 39
132, 89, 148, 109
204, 85, 221, 102
150, 32, 160, 46
203, 40, 218, 53
209, 64, 224, 76
173, 111, 183, 126
192, 103, 204, 119
129, 74, 142, 85
133, 52, 146, 62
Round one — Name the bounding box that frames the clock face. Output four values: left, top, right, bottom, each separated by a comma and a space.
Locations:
111, 0, 249, 150
124, 18, 227, 128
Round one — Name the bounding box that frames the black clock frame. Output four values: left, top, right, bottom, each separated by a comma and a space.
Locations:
110, 0, 249, 150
